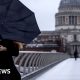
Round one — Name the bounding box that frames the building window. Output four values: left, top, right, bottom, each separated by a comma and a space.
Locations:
56, 17, 59, 25
69, 16, 71, 25
69, 16, 77, 25
77, 16, 80, 25
62, 16, 65, 25
56, 16, 66, 25
59, 16, 62, 25
72, 16, 74, 24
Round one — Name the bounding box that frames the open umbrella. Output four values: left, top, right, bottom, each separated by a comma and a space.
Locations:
0, 0, 41, 43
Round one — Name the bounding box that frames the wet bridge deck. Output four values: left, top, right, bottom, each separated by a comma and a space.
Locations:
32, 58, 80, 80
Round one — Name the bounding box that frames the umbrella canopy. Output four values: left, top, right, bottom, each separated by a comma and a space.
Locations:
0, 0, 41, 43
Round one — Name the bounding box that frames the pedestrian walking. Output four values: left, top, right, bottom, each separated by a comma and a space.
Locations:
74, 46, 78, 60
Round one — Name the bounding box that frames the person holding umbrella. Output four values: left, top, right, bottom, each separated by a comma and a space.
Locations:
0, 0, 41, 80
0, 39, 22, 80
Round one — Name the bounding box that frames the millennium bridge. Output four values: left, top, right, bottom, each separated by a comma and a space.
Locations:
14, 51, 69, 80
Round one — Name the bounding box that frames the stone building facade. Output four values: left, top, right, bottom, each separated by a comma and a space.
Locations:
23, 0, 80, 54
55, 0, 80, 55
25, 31, 64, 52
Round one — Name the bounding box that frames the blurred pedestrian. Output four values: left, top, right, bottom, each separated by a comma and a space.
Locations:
74, 47, 78, 60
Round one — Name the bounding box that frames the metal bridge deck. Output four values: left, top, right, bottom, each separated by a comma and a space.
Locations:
32, 58, 80, 80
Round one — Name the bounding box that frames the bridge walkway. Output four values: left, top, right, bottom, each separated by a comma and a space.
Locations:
30, 58, 80, 80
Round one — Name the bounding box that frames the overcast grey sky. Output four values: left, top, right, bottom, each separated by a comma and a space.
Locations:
20, 0, 61, 31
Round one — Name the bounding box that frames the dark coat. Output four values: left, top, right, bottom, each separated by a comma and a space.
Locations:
74, 47, 78, 59
0, 39, 21, 80
0, 0, 40, 43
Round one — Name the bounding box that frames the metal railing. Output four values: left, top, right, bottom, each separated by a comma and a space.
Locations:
14, 51, 69, 80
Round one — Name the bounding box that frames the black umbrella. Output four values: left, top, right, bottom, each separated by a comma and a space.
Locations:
0, 0, 41, 43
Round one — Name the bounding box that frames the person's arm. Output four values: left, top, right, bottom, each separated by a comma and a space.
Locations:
0, 40, 19, 56
7, 42, 19, 56
0, 45, 7, 51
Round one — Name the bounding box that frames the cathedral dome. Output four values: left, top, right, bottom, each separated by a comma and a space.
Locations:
55, 0, 80, 30
59, 0, 80, 9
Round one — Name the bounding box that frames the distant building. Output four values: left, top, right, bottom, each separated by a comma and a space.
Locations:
55, 0, 80, 55
24, 31, 64, 52
23, 0, 80, 54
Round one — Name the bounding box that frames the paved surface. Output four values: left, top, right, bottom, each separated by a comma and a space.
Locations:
31, 58, 80, 80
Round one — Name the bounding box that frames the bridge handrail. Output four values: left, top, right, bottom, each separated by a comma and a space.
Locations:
19, 51, 61, 54
14, 51, 69, 80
